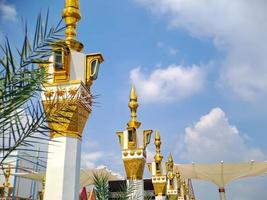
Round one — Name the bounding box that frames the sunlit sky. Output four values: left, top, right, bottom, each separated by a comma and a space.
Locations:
1, 0, 267, 199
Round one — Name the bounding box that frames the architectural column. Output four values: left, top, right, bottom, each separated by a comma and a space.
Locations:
42, 1, 103, 199
156, 196, 167, 200
166, 154, 178, 200
116, 86, 153, 200
127, 179, 144, 199
147, 130, 167, 200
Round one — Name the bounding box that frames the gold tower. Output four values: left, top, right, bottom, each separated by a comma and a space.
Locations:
42, 0, 104, 139
42, 1, 103, 199
166, 154, 178, 200
147, 130, 167, 199
116, 86, 153, 199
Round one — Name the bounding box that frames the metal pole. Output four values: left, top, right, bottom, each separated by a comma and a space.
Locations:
218, 188, 226, 200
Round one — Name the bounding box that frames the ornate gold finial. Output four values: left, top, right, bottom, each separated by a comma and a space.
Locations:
154, 130, 163, 163
127, 86, 141, 129
166, 153, 174, 174
168, 153, 173, 163
41, 177, 46, 198
62, 0, 83, 51
3, 165, 11, 188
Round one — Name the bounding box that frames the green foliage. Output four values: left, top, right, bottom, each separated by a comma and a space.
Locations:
113, 181, 139, 200
144, 191, 153, 200
0, 11, 66, 164
93, 173, 110, 200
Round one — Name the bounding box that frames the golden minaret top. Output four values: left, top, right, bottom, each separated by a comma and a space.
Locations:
127, 86, 141, 129
154, 130, 163, 163
62, 0, 83, 51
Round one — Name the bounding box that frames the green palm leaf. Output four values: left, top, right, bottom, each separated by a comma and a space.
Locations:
0, 10, 71, 165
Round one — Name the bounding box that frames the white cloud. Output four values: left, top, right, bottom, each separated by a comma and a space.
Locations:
134, 0, 267, 101
130, 65, 205, 103
80, 150, 124, 176
0, 0, 17, 22
178, 108, 267, 200
81, 151, 105, 169
180, 107, 265, 162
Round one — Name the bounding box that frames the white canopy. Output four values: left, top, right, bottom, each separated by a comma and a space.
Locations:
174, 161, 267, 188
13, 166, 122, 188
80, 166, 122, 187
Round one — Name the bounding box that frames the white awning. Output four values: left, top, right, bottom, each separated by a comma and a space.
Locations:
174, 161, 267, 188
13, 166, 122, 188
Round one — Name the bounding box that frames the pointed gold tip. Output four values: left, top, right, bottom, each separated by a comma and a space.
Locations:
168, 153, 173, 162
128, 85, 140, 128
155, 130, 161, 140
62, 0, 83, 51
130, 85, 137, 100
154, 130, 163, 163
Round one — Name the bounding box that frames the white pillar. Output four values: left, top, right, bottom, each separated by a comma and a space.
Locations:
128, 179, 144, 200
156, 196, 166, 200
219, 188, 226, 200
44, 137, 81, 200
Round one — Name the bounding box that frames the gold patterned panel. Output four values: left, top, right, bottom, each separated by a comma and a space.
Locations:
153, 182, 167, 196
123, 158, 145, 180
168, 194, 178, 200
42, 99, 90, 139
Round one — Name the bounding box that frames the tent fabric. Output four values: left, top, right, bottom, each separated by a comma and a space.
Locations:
174, 161, 267, 187
79, 166, 122, 188
13, 166, 122, 188
13, 171, 45, 182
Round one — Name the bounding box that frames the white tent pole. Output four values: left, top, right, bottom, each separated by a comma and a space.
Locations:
218, 188, 226, 200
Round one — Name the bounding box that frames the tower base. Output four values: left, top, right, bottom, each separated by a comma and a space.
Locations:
156, 196, 166, 200
127, 180, 144, 200
44, 137, 81, 200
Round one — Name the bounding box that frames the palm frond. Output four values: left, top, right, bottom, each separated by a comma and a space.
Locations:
93, 173, 110, 200
0, 10, 68, 165
113, 181, 139, 200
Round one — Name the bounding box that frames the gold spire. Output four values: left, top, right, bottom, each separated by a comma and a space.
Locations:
166, 153, 174, 173
168, 153, 173, 163
62, 0, 83, 51
3, 165, 11, 188
154, 130, 163, 163
127, 86, 141, 129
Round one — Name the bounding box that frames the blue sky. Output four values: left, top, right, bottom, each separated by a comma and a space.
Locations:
1, 0, 267, 199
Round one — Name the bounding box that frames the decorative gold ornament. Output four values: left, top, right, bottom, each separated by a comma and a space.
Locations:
42, 84, 91, 139
69, 87, 78, 96
44, 90, 54, 99
85, 53, 104, 88
3, 165, 11, 188
153, 180, 167, 196
43, 100, 89, 139
56, 88, 66, 97
62, 0, 83, 51
154, 130, 163, 164
123, 158, 145, 180
41, 177, 46, 199
127, 86, 141, 129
